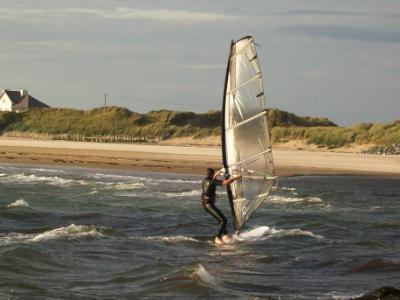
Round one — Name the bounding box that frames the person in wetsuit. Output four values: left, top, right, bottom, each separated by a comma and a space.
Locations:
202, 167, 241, 244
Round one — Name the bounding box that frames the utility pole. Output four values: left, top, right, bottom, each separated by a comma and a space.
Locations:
103, 93, 107, 136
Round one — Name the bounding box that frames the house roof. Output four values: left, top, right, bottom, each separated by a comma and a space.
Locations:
1, 90, 49, 109
2, 90, 24, 104
13, 95, 49, 109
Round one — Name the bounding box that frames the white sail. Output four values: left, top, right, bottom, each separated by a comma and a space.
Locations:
222, 36, 276, 231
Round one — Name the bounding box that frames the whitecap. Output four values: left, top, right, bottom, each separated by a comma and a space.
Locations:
31, 224, 103, 242
9, 173, 87, 186
0, 232, 31, 246
268, 228, 324, 240
145, 235, 199, 243
325, 291, 364, 300
0, 173, 6, 177
7, 199, 29, 208
267, 195, 304, 204
306, 197, 323, 203
234, 226, 323, 242
109, 182, 145, 190
279, 186, 297, 191
191, 264, 221, 290
166, 190, 201, 197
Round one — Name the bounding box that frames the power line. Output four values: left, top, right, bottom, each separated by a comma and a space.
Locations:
108, 94, 212, 108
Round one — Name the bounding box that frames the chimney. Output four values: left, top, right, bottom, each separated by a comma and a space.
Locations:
20, 89, 28, 96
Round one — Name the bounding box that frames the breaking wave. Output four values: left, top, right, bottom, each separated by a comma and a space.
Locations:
7, 198, 29, 208
145, 235, 199, 243
5, 173, 87, 186
279, 186, 297, 191
191, 264, 222, 290
31, 224, 104, 242
234, 226, 323, 242
166, 190, 201, 197
267, 195, 323, 204
108, 182, 145, 190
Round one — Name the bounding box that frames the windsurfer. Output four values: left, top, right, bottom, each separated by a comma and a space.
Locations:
202, 167, 241, 244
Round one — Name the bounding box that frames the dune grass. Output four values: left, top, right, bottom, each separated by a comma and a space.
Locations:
0, 107, 398, 148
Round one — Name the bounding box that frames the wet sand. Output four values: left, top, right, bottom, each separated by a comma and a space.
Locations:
1, 138, 399, 176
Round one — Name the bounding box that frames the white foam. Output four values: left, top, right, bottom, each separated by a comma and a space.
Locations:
145, 235, 199, 243
267, 195, 304, 204
325, 291, 364, 300
7, 199, 29, 208
268, 228, 323, 240
27, 168, 65, 174
8, 173, 87, 186
0, 232, 31, 245
31, 224, 103, 242
166, 190, 201, 197
110, 182, 145, 190
191, 264, 221, 290
234, 226, 323, 242
307, 197, 323, 203
94, 173, 200, 184
279, 186, 297, 191
267, 195, 323, 205
0, 173, 6, 177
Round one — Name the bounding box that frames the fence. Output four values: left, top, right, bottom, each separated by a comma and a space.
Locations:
1, 131, 160, 143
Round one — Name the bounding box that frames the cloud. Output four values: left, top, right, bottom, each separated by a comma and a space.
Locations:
0, 7, 235, 22
280, 25, 400, 44
280, 9, 365, 17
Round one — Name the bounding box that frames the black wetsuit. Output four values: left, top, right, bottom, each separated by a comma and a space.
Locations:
202, 177, 227, 239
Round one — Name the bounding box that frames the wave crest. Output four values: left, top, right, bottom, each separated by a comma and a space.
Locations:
7, 198, 29, 208
31, 224, 103, 242
235, 226, 323, 242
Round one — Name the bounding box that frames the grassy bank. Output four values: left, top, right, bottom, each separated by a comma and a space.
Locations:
0, 107, 399, 148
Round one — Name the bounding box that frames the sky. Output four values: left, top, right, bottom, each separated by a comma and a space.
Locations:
0, 0, 399, 126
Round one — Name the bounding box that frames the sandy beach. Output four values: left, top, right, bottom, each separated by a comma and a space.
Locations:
1, 137, 399, 176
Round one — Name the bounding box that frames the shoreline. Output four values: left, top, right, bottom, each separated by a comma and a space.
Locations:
1, 137, 400, 177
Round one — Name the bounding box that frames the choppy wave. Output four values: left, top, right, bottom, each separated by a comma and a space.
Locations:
108, 182, 145, 190
351, 258, 400, 273
0, 173, 6, 177
279, 186, 297, 191
235, 226, 323, 242
267, 195, 323, 204
31, 224, 104, 242
166, 190, 201, 197
7, 199, 29, 208
94, 172, 200, 185
326, 292, 364, 300
191, 264, 222, 290
145, 236, 199, 243
3, 173, 87, 186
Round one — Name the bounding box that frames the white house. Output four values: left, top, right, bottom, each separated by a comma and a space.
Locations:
0, 89, 49, 112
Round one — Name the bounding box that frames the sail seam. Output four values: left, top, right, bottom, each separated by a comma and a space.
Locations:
228, 148, 272, 168
227, 74, 261, 95
225, 110, 267, 131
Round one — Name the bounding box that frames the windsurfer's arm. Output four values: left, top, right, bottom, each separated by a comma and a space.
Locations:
222, 174, 242, 186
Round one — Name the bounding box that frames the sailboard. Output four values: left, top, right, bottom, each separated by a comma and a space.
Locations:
222, 36, 277, 231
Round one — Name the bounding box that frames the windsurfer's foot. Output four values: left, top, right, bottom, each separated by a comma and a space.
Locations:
222, 234, 232, 243
214, 236, 224, 245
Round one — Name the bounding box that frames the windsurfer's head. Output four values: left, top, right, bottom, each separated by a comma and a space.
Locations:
206, 168, 215, 179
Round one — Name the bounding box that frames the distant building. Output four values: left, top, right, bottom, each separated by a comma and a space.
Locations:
0, 89, 49, 112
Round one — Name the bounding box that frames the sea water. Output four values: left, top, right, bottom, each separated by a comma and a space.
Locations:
0, 164, 399, 299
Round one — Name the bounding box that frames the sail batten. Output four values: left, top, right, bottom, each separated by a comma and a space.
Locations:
222, 36, 276, 231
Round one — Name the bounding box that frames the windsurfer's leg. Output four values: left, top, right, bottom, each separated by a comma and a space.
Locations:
203, 203, 227, 238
